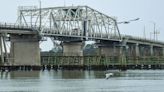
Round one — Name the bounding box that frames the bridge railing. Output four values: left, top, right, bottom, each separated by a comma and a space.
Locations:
121, 34, 164, 45
0, 23, 39, 31
40, 26, 121, 41
41, 27, 83, 36
0, 23, 163, 45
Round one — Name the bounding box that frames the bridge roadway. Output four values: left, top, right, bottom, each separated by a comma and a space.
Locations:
0, 23, 163, 46
0, 23, 38, 34
0, 23, 163, 45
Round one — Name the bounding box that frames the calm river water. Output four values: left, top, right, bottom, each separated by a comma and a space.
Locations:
1, 70, 164, 92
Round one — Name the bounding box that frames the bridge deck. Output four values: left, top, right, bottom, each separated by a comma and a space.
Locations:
0, 23, 38, 34
0, 23, 163, 47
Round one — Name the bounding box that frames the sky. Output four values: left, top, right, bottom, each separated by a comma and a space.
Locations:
0, 0, 164, 51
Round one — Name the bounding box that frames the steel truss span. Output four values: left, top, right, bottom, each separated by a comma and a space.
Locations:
17, 6, 121, 40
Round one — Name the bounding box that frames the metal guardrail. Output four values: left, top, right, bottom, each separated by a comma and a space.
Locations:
0, 23, 164, 45
121, 34, 164, 45
0, 23, 39, 31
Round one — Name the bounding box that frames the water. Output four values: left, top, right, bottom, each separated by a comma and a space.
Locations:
1, 70, 164, 92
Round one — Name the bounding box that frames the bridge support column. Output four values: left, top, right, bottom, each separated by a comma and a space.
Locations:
98, 46, 115, 56
0, 36, 4, 65
126, 44, 136, 57
153, 47, 162, 57
163, 48, 164, 57
62, 41, 84, 56
135, 43, 140, 57
62, 41, 84, 65
150, 45, 154, 56
0, 35, 9, 65
96, 41, 120, 56
10, 34, 40, 65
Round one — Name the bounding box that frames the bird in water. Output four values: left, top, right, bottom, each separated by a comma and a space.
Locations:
105, 73, 113, 79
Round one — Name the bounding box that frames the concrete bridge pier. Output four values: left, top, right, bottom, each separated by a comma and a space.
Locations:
125, 43, 139, 58
163, 48, 164, 57
98, 45, 116, 56
0, 35, 9, 65
10, 34, 40, 66
96, 41, 120, 56
150, 45, 154, 56
62, 41, 84, 56
0, 36, 4, 65
139, 45, 150, 57
121, 43, 153, 58
135, 43, 140, 57
62, 41, 84, 65
153, 47, 163, 57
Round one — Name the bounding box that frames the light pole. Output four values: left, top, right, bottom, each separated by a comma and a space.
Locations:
116, 18, 140, 44
39, 0, 42, 31
150, 32, 153, 40
155, 30, 160, 40
117, 18, 140, 24
116, 18, 140, 41
116, 17, 140, 41
150, 21, 160, 41
153, 22, 156, 40
116, 18, 140, 70
143, 25, 146, 39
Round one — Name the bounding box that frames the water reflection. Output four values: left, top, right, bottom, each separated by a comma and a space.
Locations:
10, 71, 40, 79
37, 70, 107, 80
1, 70, 164, 92
1, 70, 164, 79
61, 70, 85, 79
0, 72, 10, 79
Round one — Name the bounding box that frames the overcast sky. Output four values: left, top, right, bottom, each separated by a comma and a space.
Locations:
0, 0, 164, 51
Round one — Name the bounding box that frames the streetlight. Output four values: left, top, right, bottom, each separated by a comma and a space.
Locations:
115, 18, 140, 68
115, 18, 140, 40
117, 18, 140, 24
116, 17, 140, 41
155, 30, 160, 40
39, 0, 42, 31
149, 21, 160, 41
150, 30, 160, 41
152, 22, 156, 40
116, 18, 140, 67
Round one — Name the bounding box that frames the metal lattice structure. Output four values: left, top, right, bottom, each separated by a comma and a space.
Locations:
16, 6, 121, 40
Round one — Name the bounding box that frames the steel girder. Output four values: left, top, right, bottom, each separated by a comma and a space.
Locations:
17, 6, 121, 40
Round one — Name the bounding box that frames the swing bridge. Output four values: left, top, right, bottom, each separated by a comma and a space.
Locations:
0, 6, 163, 66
